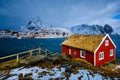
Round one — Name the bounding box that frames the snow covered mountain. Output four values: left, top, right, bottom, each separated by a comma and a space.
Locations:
21, 16, 47, 32
70, 24, 118, 35
20, 16, 118, 37
20, 17, 73, 38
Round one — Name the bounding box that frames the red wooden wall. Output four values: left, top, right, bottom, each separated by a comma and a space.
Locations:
62, 45, 94, 65
62, 45, 69, 55
95, 36, 115, 66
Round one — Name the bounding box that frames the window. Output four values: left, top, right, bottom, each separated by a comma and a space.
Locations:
99, 52, 104, 60
69, 48, 71, 55
80, 50, 85, 58
110, 49, 113, 56
105, 40, 109, 46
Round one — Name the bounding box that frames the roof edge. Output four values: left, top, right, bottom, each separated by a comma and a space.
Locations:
94, 34, 107, 54
107, 34, 117, 48
62, 44, 94, 53
94, 34, 116, 54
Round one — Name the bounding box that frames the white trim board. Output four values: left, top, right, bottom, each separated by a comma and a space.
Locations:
107, 34, 116, 48
94, 35, 106, 66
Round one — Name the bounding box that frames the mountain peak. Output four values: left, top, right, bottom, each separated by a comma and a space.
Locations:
26, 16, 44, 31
31, 16, 42, 23
70, 24, 118, 35
104, 24, 113, 34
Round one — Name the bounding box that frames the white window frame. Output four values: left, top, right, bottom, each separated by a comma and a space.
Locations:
80, 50, 85, 58
99, 52, 104, 60
105, 40, 109, 46
110, 49, 113, 56
69, 48, 71, 55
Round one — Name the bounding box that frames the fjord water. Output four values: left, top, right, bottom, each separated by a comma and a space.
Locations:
0, 36, 120, 58
0, 38, 66, 57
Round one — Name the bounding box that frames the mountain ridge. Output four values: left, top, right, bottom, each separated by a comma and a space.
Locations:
20, 16, 118, 35
70, 24, 118, 35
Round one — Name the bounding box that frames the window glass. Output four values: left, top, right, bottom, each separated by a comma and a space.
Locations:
105, 40, 109, 46
99, 52, 104, 60
110, 49, 113, 56
80, 50, 85, 58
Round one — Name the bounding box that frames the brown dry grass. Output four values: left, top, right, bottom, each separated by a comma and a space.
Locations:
0, 59, 20, 77
0, 59, 18, 70
62, 35, 103, 52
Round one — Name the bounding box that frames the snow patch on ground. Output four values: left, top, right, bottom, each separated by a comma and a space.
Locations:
4, 66, 119, 80
116, 65, 120, 69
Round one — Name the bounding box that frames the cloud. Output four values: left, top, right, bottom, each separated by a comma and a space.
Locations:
63, 1, 120, 28
0, 0, 120, 34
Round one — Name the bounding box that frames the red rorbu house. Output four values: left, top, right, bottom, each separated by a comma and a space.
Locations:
62, 34, 116, 66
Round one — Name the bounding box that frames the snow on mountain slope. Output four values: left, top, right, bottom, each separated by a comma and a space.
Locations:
70, 24, 102, 35
25, 16, 46, 31
70, 24, 118, 35
47, 28, 73, 35
104, 24, 118, 35
20, 16, 118, 36
46, 28, 73, 38
21, 17, 70, 32
20, 17, 73, 38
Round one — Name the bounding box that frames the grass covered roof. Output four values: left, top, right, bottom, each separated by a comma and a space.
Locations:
62, 35, 104, 53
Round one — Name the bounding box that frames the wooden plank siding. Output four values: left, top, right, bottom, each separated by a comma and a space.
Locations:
95, 36, 115, 66
62, 45, 94, 65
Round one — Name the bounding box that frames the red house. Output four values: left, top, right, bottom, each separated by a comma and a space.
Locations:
62, 34, 116, 66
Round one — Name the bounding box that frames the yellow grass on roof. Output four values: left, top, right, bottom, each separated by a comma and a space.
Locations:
62, 35, 104, 53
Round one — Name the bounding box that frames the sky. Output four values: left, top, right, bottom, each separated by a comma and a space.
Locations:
0, 0, 120, 33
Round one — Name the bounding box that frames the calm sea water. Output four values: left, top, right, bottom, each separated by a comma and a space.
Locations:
0, 36, 120, 58
0, 38, 66, 57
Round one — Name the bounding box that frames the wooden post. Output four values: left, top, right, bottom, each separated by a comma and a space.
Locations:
30, 49, 33, 57
38, 48, 41, 55
16, 54, 19, 63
